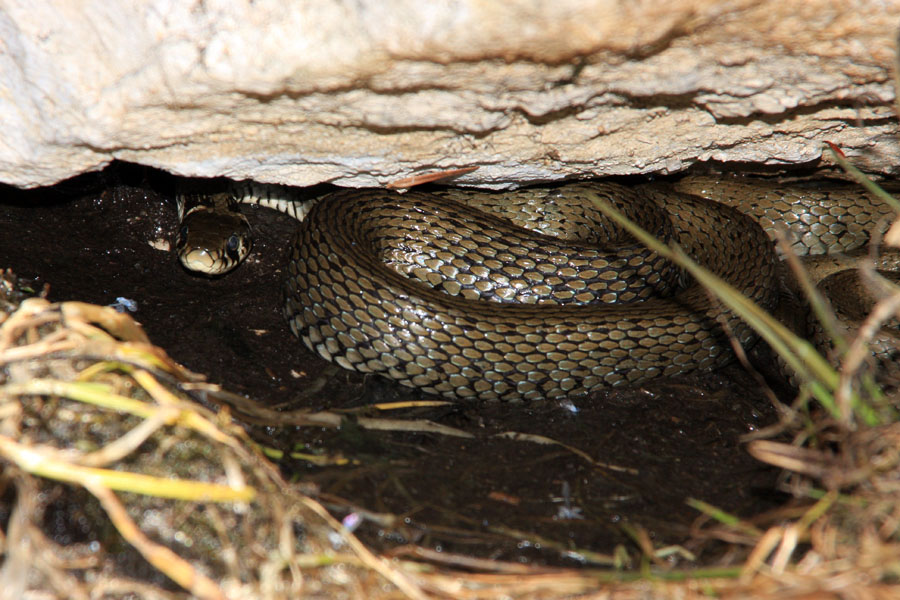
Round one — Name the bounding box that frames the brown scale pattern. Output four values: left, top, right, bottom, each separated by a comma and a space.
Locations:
283, 184, 781, 401
674, 177, 895, 256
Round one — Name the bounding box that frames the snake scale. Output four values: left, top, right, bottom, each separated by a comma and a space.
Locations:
175, 177, 897, 401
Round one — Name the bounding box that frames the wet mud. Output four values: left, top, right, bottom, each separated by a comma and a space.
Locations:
0, 163, 785, 566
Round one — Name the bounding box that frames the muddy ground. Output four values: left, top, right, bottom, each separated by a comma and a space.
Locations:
0, 163, 786, 567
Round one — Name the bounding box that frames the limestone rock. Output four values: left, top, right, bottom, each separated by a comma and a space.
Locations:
0, 0, 898, 189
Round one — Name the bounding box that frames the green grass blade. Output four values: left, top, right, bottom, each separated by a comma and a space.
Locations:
825, 142, 900, 214
589, 197, 843, 417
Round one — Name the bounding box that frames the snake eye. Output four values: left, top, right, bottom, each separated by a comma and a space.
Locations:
225, 234, 242, 260
176, 225, 188, 248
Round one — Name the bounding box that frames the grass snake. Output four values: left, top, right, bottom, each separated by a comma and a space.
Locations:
175, 177, 897, 400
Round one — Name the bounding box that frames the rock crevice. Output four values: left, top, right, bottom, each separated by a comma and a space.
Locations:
1, 0, 897, 189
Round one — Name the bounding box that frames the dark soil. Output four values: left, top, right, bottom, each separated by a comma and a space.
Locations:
0, 162, 785, 567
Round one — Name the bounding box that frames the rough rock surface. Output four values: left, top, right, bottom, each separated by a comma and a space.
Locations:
1, 0, 898, 189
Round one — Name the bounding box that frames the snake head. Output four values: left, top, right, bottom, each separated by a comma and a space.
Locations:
175, 200, 252, 276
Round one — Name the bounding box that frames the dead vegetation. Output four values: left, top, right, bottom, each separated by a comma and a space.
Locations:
2, 158, 900, 599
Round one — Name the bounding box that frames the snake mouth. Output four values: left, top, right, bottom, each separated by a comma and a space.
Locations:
175, 208, 252, 277
178, 246, 244, 276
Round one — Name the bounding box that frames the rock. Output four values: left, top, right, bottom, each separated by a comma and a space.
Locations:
0, 0, 898, 189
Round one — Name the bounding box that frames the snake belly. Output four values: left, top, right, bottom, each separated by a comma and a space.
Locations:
281, 183, 783, 401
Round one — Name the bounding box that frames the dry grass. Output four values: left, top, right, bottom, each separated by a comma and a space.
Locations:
2, 162, 900, 599
585, 156, 900, 599
0, 270, 426, 599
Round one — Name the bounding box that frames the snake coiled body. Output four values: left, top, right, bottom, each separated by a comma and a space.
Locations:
282, 185, 782, 400
176, 178, 896, 401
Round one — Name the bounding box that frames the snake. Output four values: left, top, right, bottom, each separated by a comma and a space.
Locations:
175, 177, 898, 401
